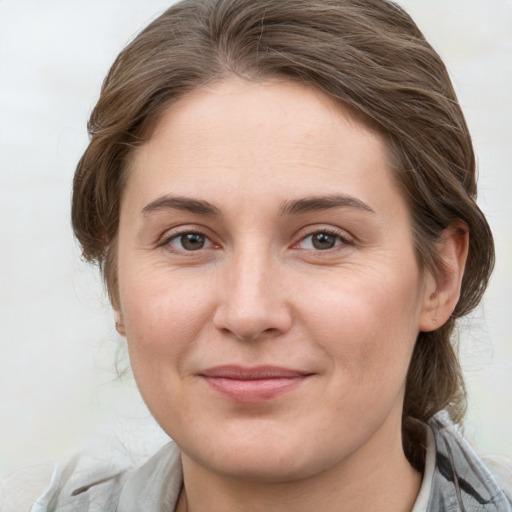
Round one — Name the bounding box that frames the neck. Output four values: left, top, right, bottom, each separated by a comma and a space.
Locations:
176, 419, 422, 512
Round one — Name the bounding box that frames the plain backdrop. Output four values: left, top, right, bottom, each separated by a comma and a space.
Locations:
1, 0, 511, 477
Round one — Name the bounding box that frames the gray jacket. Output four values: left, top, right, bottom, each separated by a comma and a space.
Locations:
427, 413, 511, 511
1, 411, 511, 511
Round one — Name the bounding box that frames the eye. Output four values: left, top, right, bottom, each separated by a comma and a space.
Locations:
167, 232, 214, 252
297, 230, 349, 250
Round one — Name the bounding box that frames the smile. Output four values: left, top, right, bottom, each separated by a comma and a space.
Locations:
198, 366, 313, 403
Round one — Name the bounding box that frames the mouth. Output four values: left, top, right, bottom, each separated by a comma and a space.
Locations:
198, 365, 314, 403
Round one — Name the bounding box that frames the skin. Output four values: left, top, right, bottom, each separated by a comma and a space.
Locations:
115, 79, 468, 512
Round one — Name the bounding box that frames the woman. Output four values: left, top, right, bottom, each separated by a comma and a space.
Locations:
3, 0, 511, 510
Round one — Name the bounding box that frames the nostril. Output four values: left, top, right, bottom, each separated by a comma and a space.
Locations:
215, 318, 287, 342
212, 276, 293, 340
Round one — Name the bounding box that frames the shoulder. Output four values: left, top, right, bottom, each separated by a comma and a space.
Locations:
480, 453, 512, 505
428, 411, 512, 510
0, 464, 56, 512
0, 449, 133, 512
0, 442, 182, 512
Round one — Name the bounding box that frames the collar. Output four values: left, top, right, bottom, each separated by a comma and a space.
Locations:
32, 411, 511, 511
428, 410, 512, 511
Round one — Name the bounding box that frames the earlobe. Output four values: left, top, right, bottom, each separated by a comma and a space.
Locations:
418, 221, 469, 332
114, 310, 126, 337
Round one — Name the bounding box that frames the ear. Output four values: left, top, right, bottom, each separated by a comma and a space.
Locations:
114, 309, 126, 337
418, 221, 469, 332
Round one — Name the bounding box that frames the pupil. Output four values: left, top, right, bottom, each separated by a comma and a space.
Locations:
181, 233, 205, 250
312, 233, 335, 250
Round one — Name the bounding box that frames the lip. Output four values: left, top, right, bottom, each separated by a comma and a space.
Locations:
198, 365, 313, 403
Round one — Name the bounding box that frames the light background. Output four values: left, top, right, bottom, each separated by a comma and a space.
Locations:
0, 0, 511, 477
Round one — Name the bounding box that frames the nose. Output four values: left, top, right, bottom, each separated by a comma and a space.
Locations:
212, 247, 293, 341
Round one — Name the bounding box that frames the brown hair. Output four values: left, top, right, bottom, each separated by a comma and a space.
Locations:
71, 0, 494, 468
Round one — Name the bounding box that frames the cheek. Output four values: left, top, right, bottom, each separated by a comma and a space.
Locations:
118, 263, 217, 372
117, 266, 219, 430
300, 264, 423, 383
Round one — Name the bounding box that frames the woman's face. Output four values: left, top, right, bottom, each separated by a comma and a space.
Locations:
116, 79, 434, 481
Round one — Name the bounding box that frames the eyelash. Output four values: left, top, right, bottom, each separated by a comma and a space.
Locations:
159, 227, 353, 254
295, 228, 353, 251
159, 229, 217, 254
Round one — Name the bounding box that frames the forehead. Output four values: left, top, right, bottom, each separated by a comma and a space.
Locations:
139, 78, 386, 158
126, 78, 402, 216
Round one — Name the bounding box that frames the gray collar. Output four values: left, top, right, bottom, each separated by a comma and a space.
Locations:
428, 411, 511, 511
36, 411, 511, 511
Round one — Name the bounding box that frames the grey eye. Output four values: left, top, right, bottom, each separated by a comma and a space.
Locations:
171, 233, 208, 251
298, 231, 346, 251
311, 232, 337, 250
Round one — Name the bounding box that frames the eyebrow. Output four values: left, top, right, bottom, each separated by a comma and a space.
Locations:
142, 196, 222, 216
141, 193, 375, 217
280, 194, 375, 216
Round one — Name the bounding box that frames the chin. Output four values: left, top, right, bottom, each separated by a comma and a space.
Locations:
176, 416, 366, 484
192, 446, 333, 483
